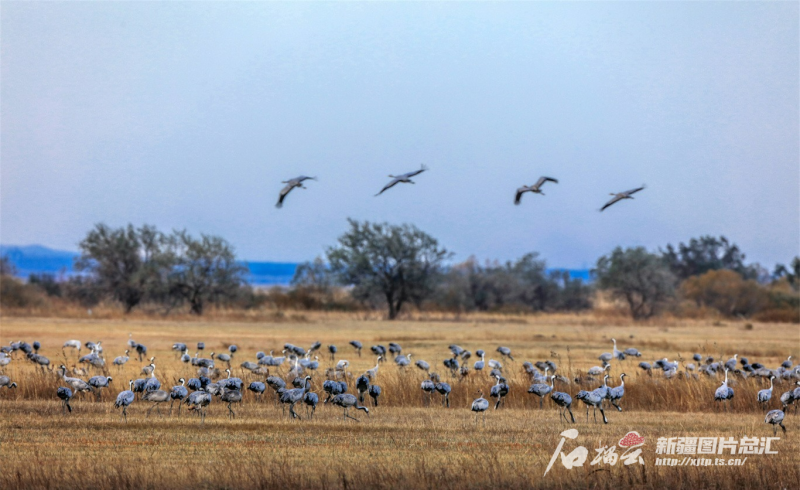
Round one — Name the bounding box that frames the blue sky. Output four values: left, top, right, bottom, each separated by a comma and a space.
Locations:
1, 2, 798, 269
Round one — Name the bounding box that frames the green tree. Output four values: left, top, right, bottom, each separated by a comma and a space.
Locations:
168, 231, 246, 315
661, 236, 758, 280
774, 257, 800, 291
75, 224, 171, 313
595, 247, 676, 320
326, 219, 451, 319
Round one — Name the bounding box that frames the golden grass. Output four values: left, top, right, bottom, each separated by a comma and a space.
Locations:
0, 315, 798, 489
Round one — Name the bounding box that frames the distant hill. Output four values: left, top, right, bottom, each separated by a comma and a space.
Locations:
1, 244, 590, 286
0, 244, 299, 285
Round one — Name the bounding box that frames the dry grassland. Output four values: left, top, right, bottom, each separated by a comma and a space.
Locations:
1, 314, 798, 489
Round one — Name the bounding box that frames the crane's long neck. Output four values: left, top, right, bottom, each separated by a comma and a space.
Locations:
769, 377, 774, 390
181, 379, 186, 386
129, 380, 133, 390
374, 359, 380, 370
723, 370, 729, 385
550, 377, 555, 389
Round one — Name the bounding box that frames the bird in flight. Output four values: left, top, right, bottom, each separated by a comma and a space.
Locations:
514, 176, 558, 205
276, 176, 316, 208
375, 165, 428, 196
600, 185, 646, 211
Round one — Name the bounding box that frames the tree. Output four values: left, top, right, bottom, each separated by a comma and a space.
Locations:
681, 269, 768, 317
75, 224, 171, 313
0, 255, 17, 276
168, 231, 246, 315
326, 219, 451, 319
661, 236, 758, 281
594, 247, 676, 320
774, 257, 800, 291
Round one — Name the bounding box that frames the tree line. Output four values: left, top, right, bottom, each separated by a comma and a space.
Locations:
1, 221, 798, 322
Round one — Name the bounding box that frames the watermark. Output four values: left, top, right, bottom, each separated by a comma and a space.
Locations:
655, 457, 748, 466
544, 432, 781, 476
544, 430, 645, 477
655, 437, 779, 455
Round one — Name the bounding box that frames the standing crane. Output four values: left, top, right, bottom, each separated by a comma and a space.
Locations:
331, 393, 369, 421
115, 380, 135, 423
549, 375, 575, 424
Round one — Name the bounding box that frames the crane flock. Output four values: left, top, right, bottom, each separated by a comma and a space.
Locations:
0, 336, 796, 435
275, 165, 646, 212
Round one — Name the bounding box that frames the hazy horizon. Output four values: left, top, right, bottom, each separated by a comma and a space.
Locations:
2, 2, 798, 269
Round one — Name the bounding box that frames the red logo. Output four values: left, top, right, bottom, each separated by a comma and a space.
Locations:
619, 431, 645, 447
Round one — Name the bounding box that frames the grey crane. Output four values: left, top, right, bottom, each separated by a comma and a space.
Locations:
388, 343, 402, 356
588, 364, 611, 376
725, 354, 739, 372
115, 380, 135, 422
276, 176, 316, 208
365, 356, 382, 380
219, 369, 243, 391
331, 393, 369, 421
514, 176, 558, 205
757, 375, 776, 408
328, 344, 337, 361
414, 357, 431, 372
356, 375, 370, 404
170, 378, 189, 414
279, 375, 311, 419
576, 390, 608, 424
474, 353, 485, 371
375, 165, 427, 196
144, 368, 161, 393
241, 361, 259, 372
184, 391, 212, 424
322, 379, 347, 404
624, 348, 642, 357
490, 375, 509, 409
248, 380, 266, 402
113, 350, 130, 368
421, 376, 436, 405
781, 356, 793, 370
349, 340, 363, 357
57, 386, 73, 414
600, 185, 646, 211
303, 391, 319, 418
142, 389, 170, 417
395, 353, 412, 369
471, 390, 490, 426
141, 360, 156, 376
368, 384, 381, 407
496, 346, 514, 361
62, 340, 81, 355
528, 376, 553, 409
435, 381, 452, 408
220, 387, 243, 419
714, 368, 735, 410
609, 373, 627, 411
58, 365, 93, 396
549, 375, 575, 424
765, 409, 786, 435
0, 375, 18, 390
780, 381, 800, 412
88, 376, 113, 401
172, 343, 187, 354
591, 374, 611, 401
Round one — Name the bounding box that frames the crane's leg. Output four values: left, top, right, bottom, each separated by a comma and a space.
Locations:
539, 397, 543, 409
123, 406, 128, 423
169, 399, 174, 416
600, 407, 608, 424
567, 407, 575, 423
147, 403, 155, 417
